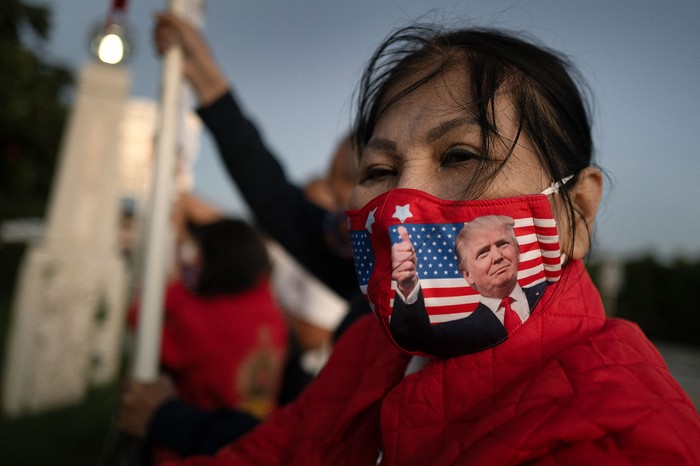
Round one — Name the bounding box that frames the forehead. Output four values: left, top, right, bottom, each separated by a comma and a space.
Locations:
371, 66, 521, 147
463, 225, 514, 250
469, 224, 511, 241
381, 66, 474, 117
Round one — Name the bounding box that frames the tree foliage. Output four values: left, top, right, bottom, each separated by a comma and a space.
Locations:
602, 255, 700, 347
0, 0, 73, 218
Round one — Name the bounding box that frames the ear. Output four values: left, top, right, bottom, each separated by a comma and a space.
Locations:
462, 270, 476, 289
570, 167, 603, 260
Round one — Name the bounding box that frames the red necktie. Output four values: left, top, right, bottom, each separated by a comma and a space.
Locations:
501, 296, 520, 334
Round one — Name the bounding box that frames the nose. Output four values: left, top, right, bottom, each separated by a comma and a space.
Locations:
395, 156, 438, 194
491, 246, 504, 263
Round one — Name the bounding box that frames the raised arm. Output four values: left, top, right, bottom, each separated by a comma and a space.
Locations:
152, 12, 357, 299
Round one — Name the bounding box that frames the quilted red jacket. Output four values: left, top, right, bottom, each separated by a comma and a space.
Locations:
164, 261, 700, 465
129, 279, 288, 416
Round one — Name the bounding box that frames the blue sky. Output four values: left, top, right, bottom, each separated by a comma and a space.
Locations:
39, 0, 700, 260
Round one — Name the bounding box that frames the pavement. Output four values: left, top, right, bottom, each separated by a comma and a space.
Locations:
654, 340, 700, 410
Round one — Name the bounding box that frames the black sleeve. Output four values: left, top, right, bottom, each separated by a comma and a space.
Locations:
147, 398, 260, 457
390, 293, 508, 358
196, 92, 357, 299
389, 289, 435, 353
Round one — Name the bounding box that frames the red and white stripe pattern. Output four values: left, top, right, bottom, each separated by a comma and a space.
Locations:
347, 189, 562, 325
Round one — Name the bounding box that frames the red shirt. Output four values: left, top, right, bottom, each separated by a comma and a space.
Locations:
131, 278, 288, 418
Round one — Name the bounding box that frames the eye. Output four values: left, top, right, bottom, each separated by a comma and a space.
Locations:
359, 165, 396, 184
440, 146, 483, 167
475, 247, 490, 260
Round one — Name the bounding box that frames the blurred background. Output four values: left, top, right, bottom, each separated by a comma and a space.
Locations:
1, 0, 698, 464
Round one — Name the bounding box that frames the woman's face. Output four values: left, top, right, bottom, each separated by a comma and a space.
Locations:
348, 66, 577, 251
349, 67, 552, 209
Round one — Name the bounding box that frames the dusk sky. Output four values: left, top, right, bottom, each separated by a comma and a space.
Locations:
40, 0, 700, 260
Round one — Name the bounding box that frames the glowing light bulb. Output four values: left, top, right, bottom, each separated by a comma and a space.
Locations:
90, 22, 131, 65
97, 33, 125, 64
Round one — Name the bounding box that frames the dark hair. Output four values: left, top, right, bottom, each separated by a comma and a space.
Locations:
353, 25, 596, 257
189, 218, 271, 297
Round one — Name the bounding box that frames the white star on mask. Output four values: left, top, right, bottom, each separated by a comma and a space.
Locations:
393, 204, 413, 223
365, 208, 376, 232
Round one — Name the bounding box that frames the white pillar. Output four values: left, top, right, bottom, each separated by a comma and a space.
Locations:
2, 62, 131, 416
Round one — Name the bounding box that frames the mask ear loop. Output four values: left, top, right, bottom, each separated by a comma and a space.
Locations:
539, 174, 574, 265
540, 175, 574, 196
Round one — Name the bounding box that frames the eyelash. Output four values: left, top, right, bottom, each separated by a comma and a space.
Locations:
359, 166, 396, 184
359, 146, 487, 184
440, 146, 484, 167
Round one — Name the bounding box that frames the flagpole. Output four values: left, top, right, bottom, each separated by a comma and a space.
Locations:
131, 0, 187, 382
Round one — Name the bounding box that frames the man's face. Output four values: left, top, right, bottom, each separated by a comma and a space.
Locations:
460, 226, 519, 299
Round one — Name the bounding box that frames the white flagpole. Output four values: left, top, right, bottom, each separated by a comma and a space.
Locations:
131, 0, 188, 382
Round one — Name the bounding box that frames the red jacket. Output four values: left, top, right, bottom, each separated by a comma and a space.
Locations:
165, 261, 700, 465
130, 279, 288, 417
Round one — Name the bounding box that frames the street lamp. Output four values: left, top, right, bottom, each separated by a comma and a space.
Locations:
89, 0, 131, 65
90, 22, 131, 65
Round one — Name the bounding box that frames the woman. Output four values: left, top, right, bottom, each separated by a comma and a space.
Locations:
127, 205, 288, 418
163, 24, 700, 465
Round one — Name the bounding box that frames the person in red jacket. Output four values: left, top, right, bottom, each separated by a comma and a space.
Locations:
149, 18, 700, 466
127, 200, 288, 419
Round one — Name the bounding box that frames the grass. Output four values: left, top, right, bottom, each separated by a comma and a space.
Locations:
0, 384, 121, 465
0, 292, 129, 466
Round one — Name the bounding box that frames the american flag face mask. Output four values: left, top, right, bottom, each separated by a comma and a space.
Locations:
346, 185, 566, 358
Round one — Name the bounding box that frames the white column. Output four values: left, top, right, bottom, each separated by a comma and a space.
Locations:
2, 62, 131, 416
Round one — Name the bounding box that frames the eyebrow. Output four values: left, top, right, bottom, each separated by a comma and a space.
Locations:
426, 116, 479, 142
363, 115, 479, 156
364, 138, 396, 153
475, 245, 490, 257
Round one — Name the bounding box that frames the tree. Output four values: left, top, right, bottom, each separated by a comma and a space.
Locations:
0, 0, 73, 218
614, 255, 700, 346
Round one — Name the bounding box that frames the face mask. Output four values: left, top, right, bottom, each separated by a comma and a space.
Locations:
346, 180, 569, 359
